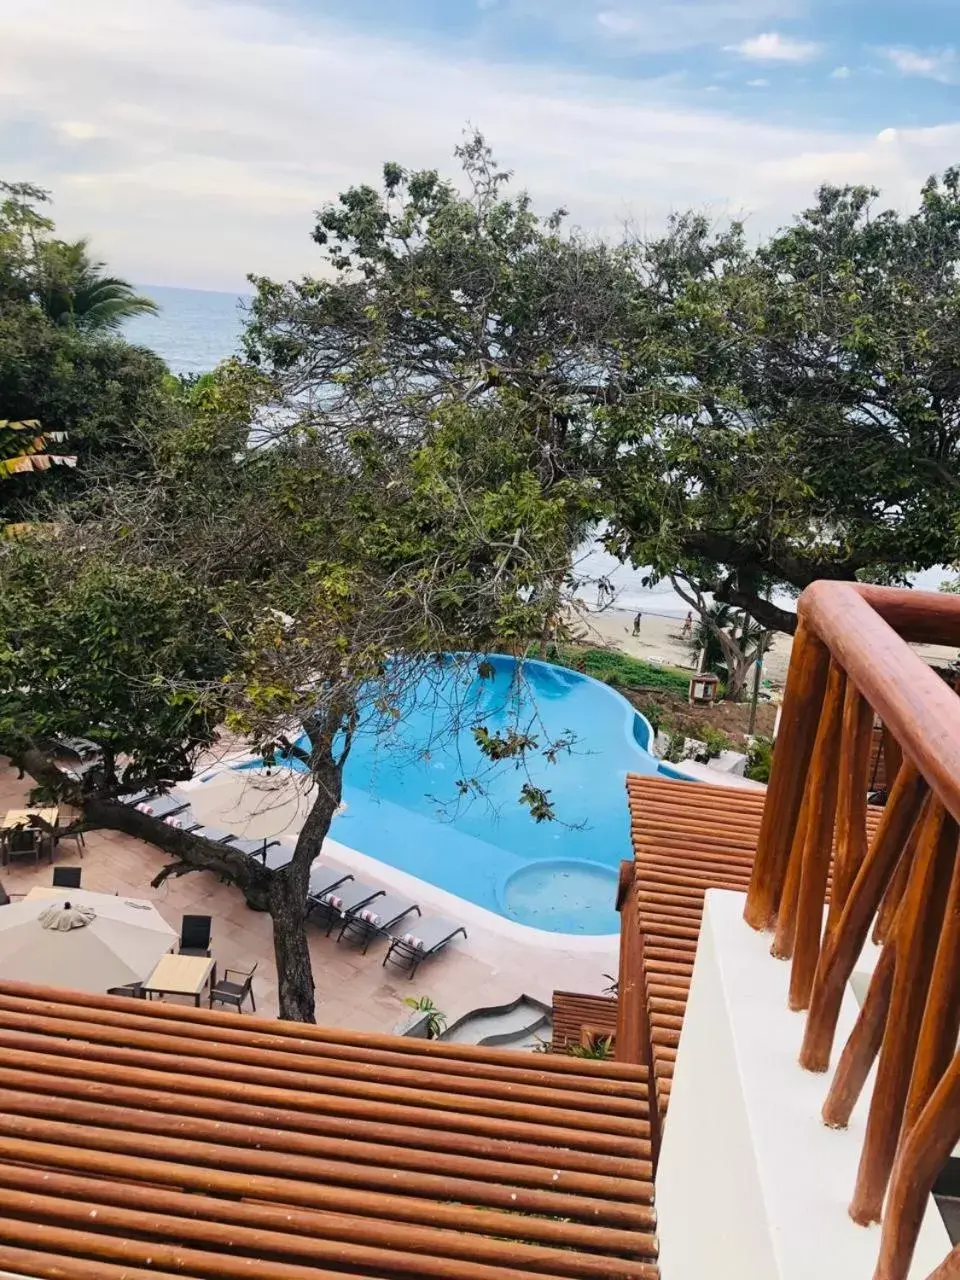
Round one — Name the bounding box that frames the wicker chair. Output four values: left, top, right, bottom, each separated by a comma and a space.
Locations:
209, 964, 257, 1013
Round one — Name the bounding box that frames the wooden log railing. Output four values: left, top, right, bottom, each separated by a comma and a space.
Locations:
743, 582, 960, 1280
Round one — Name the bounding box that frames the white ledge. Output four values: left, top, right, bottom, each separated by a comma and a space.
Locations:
655, 889, 950, 1280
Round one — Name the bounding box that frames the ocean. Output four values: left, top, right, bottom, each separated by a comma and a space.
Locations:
122, 284, 948, 612
123, 284, 249, 376
120, 284, 688, 613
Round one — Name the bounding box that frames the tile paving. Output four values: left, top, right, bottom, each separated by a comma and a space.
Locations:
0, 759, 618, 1030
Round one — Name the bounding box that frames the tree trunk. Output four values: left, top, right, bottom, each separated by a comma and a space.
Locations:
269, 722, 347, 1023
84, 798, 274, 910
269, 868, 317, 1023
725, 653, 755, 701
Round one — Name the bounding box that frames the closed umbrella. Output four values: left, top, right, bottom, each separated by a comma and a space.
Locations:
186, 766, 317, 840
0, 889, 177, 994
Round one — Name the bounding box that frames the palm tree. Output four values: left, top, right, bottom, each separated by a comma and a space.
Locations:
689, 603, 763, 674
0, 419, 75, 481
0, 418, 76, 537
38, 239, 158, 333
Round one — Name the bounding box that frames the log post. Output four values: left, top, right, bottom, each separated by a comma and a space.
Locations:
800, 764, 926, 1073
875, 1054, 960, 1280
828, 683, 875, 932
744, 622, 830, 931
822, 942, 896, 1130
850, 801, 955, 1225
900, 818, 960, 1140
787, 660, 846, 1009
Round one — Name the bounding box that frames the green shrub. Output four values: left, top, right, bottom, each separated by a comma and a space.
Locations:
745, 736, 774, 783
635, 699, 663, 733
699, 725, 734, 759
569, 1034, 614, 1060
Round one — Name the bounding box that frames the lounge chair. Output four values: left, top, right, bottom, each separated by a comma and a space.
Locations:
311, 878, 384, 936
133, 794, 190, 821
383, 916, 468, 979
179, 914, 212, 956
162, 809, 202, 833
119, 789, 154, 807
337, 894, 421, 955
52, 866, 82, 889
262, 844, 293, 870
192, 826, 239, 845
306, 861, 354, 902
230, 836, 283, 862
209, 963, 257, 1013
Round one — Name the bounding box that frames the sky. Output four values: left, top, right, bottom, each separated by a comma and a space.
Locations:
0, 0, 958, 290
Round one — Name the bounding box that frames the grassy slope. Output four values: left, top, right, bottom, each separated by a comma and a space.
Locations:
543, 644, 692, 697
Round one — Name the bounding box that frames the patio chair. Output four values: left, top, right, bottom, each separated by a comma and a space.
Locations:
3, 827, 48, 868
106, 982, 145, 999
179, 914, 213, 957
337, 894, 421, 956
312, 878, 384, 936
52, 866, 82, 889
382, 916, 468, 979
54, 823, 86, 857
209, 963, 257, 1013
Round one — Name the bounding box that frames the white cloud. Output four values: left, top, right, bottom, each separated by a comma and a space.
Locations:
880, 46, 957, 83
830, 65, 851, 80
0, 0, 956, 290
55, 120, 106, 142
586, 1, 802, 52
727, 31, 821, 62
746, 78, 770, 87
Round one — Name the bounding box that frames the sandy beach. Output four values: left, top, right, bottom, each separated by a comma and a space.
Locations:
569, 604, 794, 685
568, 602, 959, 690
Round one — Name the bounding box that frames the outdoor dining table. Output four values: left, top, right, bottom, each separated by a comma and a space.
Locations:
142, 952, 216, 1007
0, 807, 59, 865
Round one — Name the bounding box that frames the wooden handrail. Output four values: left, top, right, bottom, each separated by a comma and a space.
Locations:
799, 583, 960, 827
743, 581, 960, 1280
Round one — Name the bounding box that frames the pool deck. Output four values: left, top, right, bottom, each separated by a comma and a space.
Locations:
0, 759, 618, 1029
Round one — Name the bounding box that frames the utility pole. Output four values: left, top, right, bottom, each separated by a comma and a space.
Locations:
748, 632, 767, 737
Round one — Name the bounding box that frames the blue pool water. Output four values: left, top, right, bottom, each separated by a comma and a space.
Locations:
247, 656, 681, 934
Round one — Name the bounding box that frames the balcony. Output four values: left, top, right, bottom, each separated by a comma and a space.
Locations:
621, 582, 960, 1280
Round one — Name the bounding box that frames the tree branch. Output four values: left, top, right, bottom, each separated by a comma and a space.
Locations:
714, 580, 798, 635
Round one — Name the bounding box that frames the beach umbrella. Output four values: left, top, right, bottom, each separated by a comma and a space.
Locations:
186, 766, 317, 840
0, 888, 177, 993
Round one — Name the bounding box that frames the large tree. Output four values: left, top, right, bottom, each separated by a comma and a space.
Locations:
603, 170, 960, 633
244, 133, 635, 475
2, 358, 594, 1023
0, 181, 177, 528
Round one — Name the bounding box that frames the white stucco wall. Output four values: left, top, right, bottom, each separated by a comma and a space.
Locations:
655, 889, 951, 1280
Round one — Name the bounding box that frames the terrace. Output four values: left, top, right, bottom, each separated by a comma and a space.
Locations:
0, 764, 618, 1031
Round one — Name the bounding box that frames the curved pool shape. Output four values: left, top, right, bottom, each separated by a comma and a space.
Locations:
248, 655, 679, 934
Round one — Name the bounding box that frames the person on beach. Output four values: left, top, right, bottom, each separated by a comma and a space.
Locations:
632, 611, 642, 636
681, 611, 693, 641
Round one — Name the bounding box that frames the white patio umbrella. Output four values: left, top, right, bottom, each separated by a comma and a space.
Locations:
187, 766, 319, 840
0, 889, 177, 994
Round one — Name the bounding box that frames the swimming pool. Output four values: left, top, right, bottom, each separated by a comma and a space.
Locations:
255, 656, 680, 934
